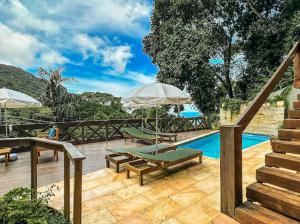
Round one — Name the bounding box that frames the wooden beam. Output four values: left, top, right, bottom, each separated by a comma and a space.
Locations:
236, 42, 299, 130
220, 125, 243, 217
64, 151, 70, 218
73, 160, 83, 224
294, 50, 300, 87
31, 144, 38, 198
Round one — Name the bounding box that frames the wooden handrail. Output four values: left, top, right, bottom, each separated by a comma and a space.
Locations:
0, 137, 85, 224
220, 41, 300, 218
236, 42, 300, 130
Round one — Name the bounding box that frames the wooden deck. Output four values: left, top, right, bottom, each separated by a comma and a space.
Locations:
0, 130, 212, 195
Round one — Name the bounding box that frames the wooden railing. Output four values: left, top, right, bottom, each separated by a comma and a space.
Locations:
0, 137, 85, 224
220, 42, 300, 217
0, 117, 208, 144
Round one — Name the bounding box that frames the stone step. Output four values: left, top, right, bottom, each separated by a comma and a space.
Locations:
294, 101, 300, 110
284, 119, 300, 128
246, 182, 300, 221
265, 152, 300, 172
289, 110, 300, 119
256, 166, 300, 193
235, 201, 298, 224
271, 138, 300, 154
278, 129, 300, 140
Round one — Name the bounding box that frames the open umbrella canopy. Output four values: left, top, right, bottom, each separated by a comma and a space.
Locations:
122, 83, 192, 106
0, 88, 42, 108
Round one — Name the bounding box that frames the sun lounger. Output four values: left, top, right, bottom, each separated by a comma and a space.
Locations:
125, 148, 202, 185
105, 143, 176, 173
140, 128, 177, 141
121, 127, 162, 144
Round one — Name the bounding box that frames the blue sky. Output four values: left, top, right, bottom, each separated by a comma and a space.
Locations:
0, 0, 157, 96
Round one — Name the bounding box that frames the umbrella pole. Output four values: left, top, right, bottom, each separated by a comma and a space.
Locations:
5, 103, 7, 138
142, 107, 144, 133
156, 106, 158, 153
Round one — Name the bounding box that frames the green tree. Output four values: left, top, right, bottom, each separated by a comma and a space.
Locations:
235, 0, 300, 99
143, 0, 226, 113
38, 67, 80, 121
143, 0, 249, 113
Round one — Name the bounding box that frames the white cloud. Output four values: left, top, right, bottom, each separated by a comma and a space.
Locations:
0, 23, 44, 68
3, 0, 59, 34
65, 71, 156, 96
73, 33, 105, 59
101, 46, 133, 73
40, 51, 70, 65
66, 78, 136, 96
51, 0, 151, 37
0, 23, 69, 68
126, 71, 156, 85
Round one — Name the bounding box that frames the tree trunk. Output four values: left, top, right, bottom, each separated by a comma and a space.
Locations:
224, 37, 234, 98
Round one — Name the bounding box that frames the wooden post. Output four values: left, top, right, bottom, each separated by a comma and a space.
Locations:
30, 144, 38, 199
220, 125, 243, 218
81, 123, 85, 144
294, 50, 300, 88
73, 160, 82, 224
105, 121, 109, 141
64, 151, 70, 218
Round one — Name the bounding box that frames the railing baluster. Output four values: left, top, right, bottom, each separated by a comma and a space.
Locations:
64, 151, 70, 217
30, 144, 38, 198
220, 125, 243, 218
73, 160, 83, 224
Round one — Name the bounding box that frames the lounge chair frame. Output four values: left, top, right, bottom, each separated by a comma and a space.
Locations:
105, 144, 176, 173
122, 127, 163, 144
140, 128, 177, 142
125, 150, 202, 186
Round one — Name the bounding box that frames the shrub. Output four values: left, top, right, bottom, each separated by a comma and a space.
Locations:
0, 187, 70, 224
206, 113, 220, 130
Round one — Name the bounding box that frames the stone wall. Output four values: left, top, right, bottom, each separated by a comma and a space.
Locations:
220, 101, 285, 136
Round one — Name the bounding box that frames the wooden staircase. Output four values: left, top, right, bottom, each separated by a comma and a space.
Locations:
235, 97, 300, 224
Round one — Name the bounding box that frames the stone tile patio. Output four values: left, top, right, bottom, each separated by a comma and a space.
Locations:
40, 139, 271, 224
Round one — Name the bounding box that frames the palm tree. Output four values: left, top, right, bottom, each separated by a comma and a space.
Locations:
38, 67, 79, 121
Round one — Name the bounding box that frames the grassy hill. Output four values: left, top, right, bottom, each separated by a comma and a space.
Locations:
0, 64, 45, 99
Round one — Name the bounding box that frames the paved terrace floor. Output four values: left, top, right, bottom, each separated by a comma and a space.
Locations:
0, 130, 271, 223
0, 130, 212, 195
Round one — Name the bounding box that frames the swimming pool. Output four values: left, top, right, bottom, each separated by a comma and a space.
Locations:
178, 132, 269, 158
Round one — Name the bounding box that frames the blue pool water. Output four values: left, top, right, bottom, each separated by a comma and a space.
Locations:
178, 132, 269, 158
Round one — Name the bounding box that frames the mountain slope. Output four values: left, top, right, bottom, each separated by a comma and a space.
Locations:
0, 64, 45, 99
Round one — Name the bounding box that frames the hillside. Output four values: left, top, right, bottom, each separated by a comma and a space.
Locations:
0, 64, 45, 99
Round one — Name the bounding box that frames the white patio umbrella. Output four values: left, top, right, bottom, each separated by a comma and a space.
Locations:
0, 88, 42, 137
122, 82, 192, 150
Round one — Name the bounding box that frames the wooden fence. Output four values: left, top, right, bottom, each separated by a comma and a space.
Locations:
0, 137, 85, 224
0, 117, 208, 144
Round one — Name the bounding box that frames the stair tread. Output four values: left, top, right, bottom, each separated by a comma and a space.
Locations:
266, 152, 300, 171
278, 129, 300, 140
256, 166, 300, 193
271, 138, 300, 146
246, 182, 300, 220
288, 110, 300, 118
257, 166, 300, 180
235, 201, 298, 224
284, 119, 300, 128
279, 128, 300, 132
